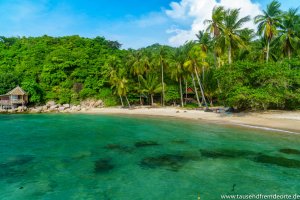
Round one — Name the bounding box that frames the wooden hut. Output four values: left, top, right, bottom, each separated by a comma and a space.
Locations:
0, 86, 28, 109
183, 87, 196, 103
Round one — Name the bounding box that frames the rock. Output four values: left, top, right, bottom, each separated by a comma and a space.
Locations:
81, 99, 103, 108
58, 107, 66, 111
17, 106, 24, 112
36, 107, 43, 112
46, 101, 56, 107
42, 106, 48, 111
94, 100, 103, 108
50, 105, 58, 110
49, 106, 58, 112
63, 104, 70, 108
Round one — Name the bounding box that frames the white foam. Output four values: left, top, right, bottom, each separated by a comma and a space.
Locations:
236, 123, 300, 134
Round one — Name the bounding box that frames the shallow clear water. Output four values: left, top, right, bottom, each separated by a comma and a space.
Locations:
1, 114, 300, 200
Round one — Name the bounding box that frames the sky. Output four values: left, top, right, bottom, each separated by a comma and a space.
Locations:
0, 0, 299, 49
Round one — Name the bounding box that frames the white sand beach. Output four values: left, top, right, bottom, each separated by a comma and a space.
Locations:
81, 107, 300, 134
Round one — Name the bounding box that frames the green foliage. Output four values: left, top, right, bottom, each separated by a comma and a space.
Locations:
21, 79, 43, 104
97, 88, 118, 106
216, 61, 300, 110
165, 85, 180, 104
0, 1, 299, 111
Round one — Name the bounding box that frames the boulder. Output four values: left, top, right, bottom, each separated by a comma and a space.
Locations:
42, 106, 48, 111
58, 107, 66, 111
17, 106, 24, 112
49, 106, 58, 111
46, 101, 56, 107
63, 104, 70, 108
94, 100, 103, 108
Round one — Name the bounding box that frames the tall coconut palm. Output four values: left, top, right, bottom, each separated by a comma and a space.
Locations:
254, 0, 282, 62
196, 30, 211, 82
129, 51, 149, 104
184, 44, 208, 109
279, 8, 300, 59
170, 47, 185, 107
219, 8, 250, 64
152, 46, 168, 106
204, 6, 225, 38
204, 6, 225, 67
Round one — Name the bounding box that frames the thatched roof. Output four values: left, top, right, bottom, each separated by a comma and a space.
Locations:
6, 86, 27, 95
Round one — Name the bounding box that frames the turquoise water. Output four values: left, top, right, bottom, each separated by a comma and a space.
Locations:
1, 114, 300, 200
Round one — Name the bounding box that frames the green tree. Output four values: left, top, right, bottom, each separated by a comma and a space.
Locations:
139, 74, 163, 106
279, 8, 300, 59
255, 0, 282, 62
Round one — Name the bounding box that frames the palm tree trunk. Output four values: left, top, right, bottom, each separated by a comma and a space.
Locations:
185, 79, 188, 105
191, 73, 201, 107
194, 66, 208, 109
179, 77, 184, 107
288, 47, 291, 60
151, 94, 154, 106
138, 76, 142, 105
125, 96, 131, 108
266, 40, 270, 62
119, 95, 124, 107
161, 62, 165, 107
202, 59, 205, 82
228, 44, 232, 64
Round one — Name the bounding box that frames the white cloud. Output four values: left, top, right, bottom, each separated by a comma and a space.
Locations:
165, 0, 262, 46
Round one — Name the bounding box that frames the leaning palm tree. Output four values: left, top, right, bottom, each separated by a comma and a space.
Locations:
184, 43, 208, 109
279, 8, 300, 59
110, 72, 130, 108
196, 30, 211, 82
218, 8, 251, 64
254, 0, 282, 62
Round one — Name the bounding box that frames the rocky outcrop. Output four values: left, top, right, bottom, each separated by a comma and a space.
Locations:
27, 99, 103, 113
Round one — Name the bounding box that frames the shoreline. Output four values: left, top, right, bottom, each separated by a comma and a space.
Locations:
1, 106, 299, 134
80, 107, 300, 134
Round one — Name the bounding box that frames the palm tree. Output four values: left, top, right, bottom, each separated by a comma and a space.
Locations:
109, 70, 130, 107
204, 6, 225, 67
204, 6, 225, 38
196, 30, 211, 82
129, 51, 149, 104
152, 46, 168, 106
219, 8, 250, 64
184, 43, 208, 109
254, 0, 282, 62
279, 8, 300, 59
139, 74, 163, 106
170, 48, 185, 107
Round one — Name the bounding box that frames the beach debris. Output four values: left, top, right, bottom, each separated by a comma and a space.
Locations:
279, 148, 300, 155
94, 159, 114, 173
135, 141, 159, 148
252, 154, 300, 168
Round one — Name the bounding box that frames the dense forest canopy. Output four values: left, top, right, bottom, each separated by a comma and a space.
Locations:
0, 0, 299, 110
